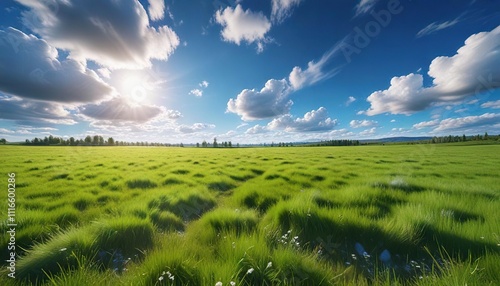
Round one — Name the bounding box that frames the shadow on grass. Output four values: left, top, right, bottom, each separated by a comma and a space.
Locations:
126, 179, 157, 189
372, 181, 425, 193
49, 173, 70, 181
265, 174, 290, 181
229, 174, 255, 182
267, 206, 498, 282
243, 192, 279, 213
207, 181, 236, 192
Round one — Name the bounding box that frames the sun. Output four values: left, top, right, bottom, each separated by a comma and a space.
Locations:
111, 70, 157, 105
121, 74, 148, 104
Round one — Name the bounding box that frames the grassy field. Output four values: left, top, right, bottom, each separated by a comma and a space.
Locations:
0, 144, 499, 285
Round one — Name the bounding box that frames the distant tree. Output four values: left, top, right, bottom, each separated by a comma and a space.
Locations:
92, 135, 99, 145
180, 143, 184, 147
462, 134, 466, 142
484, 132, 489, 140
99, 136, 105, 145
196, 142, 200, 148
84, 136, 92, 145
107, 137, 115, 145
228, 141, 232, 148
213, 137, 218, 148
202, 140, 207, 148
0, 138, 6, 144
236, 143, 240, 148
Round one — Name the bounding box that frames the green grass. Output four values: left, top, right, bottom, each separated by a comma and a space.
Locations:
0, 145, 499, 285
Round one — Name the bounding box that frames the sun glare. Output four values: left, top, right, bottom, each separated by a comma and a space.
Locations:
115, 71, 156, 105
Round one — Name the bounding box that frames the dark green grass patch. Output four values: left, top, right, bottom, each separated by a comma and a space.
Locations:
207, 181, 236, 192
49, 173, 70, 181
126, 179, 158, 189
147, 190, 216, 221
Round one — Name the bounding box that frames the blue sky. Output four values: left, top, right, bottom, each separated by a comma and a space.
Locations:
0, 0, 499, 144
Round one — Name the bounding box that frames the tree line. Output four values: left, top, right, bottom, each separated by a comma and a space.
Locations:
22, 135, 179, 147
429, 133, 499, 144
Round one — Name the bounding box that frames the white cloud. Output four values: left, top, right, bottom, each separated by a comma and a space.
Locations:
148, 0, 165, 21
481, 100, 500, 109
359, 127, 377, 136
271, 0, 303, 23
80, 97, 163, 122
245, 124, 268, 134
189, 89, 203, 97
0, 28, 113, 103
189, 81, 209, 97
0, 96, 77, 125
288, 44, 343, 90
98, 68, 111, 79
454, 108, 468, 113
390, 119, 396, 122
236, 123, 249, 129
391, 128, 405, 132
350, 119, 378, 128
215, 4, 271, 52
17, 0, 179, 69
176, 123, 215, 133
365, 25, 500, 115
227, 39, 343, 121
227, 79, 292, 120
346, 96, 356, 106
417, 18, 461, 38
413, 119, 439, 129
199, 80, 209, 88
0, 128, 14, 134
354, 0, 379, 17
267, 107, 337, 132
433, 113, 500, 132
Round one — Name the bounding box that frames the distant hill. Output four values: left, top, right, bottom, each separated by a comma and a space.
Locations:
359, 137, 432, 144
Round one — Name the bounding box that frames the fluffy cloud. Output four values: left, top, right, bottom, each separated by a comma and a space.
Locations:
288, 45, 342, 90
481, 100, 500, 109
215, 4, 271, 52
271, 0, 303, 23
189, 89, 203, 97
433, 113, 500, 132
416, 18, 461, 38
228, 42, 343, 121
80, 97, 164, 122
413, 119, 439, 129
359, 127, 377, 136
176, 123, 215, 133
0, 96, 76, 125
267, 107, 337, 132
148, 0, 165, 21
350, 119, 378, 128
346, 96, 356, 106
365, 25, 500, 115
189, 80, 209, 97
17, 0, 179, 69
227, 79, 292, 120
245, 124, 268, 134
0, 28, 112, 102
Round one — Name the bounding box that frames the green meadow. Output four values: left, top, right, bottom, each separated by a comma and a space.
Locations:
0, 144, 499, 285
